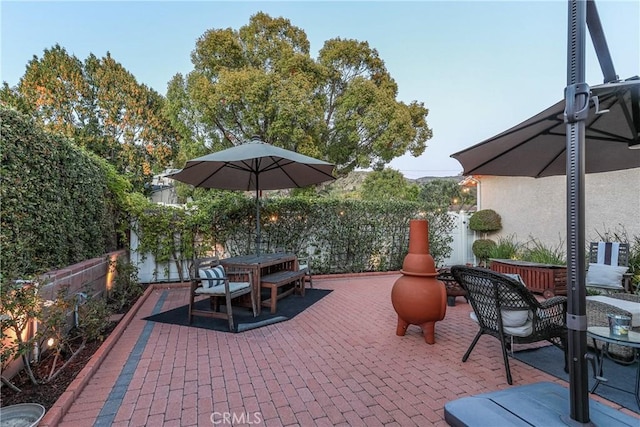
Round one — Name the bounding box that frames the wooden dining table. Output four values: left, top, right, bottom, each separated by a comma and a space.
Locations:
219, 252, 298, 315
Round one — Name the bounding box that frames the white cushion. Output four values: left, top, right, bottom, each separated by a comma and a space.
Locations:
470, 311, 533, 336
199, 265, 226, 289
195, 281, 251, 295
587, 295, 640, 327
501, 310, 532, 327
585, 263, 627, 288
504, 273, 526, 286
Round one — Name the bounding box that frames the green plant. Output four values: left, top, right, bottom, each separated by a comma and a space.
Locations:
37, 286, 77, 382
1, 108, 123, 280
77, 295, 112, 343
488, 234, 521, 260
521, 238, 566, 265
627, 235, 640, 293
469, 209, 502, 235
108, 258, 142, 313
472, 239, 497, 266
0, 279, 42, 389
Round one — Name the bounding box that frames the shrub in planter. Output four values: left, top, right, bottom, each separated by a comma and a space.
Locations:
469, 209, 502, 235
473, 239, 497, 266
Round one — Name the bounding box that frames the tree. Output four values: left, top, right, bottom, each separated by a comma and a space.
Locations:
9, 45, 179, 191
418, 178, 476, 211
166, 12, 432, 174
360, 168, 418, 201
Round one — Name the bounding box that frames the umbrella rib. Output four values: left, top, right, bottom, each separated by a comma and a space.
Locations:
455, 108, 564, 156
614, 91, 639, 142
464, 129, 564, 176
259, 156, 335, 188
183, 161, 229, 188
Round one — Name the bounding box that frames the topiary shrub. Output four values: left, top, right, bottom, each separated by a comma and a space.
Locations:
472, 239, 497, 267
469, 209, 502, 234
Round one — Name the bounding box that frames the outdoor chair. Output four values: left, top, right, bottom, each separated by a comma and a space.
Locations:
188, 257, 257, 331
451, 265, 568, 385
586, 242, 632, 293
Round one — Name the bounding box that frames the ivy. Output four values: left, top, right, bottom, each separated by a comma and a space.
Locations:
129, 195, 456, 275
1, 107, 125, 281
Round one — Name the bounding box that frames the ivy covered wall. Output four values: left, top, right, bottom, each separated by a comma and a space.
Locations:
1, 108, 121, 280
1, 106, 456, 282
129, 195, 456, 279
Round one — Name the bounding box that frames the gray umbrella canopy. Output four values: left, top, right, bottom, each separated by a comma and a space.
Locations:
451, 78, 640, 177
169, 137, 336, 255
169, 137, 336, 190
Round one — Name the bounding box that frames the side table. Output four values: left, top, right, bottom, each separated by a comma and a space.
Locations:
586, 326, 640, 409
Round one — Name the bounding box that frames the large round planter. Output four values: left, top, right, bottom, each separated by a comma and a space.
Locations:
0, 403, 46, 427
391, 219, 446, 344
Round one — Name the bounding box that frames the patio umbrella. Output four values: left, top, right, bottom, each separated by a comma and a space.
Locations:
451, 2, 639, 423
168, 136, 335, 255
450, 77, 640, 177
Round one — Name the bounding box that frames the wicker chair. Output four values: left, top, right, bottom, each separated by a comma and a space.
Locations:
586, 293, 640, 363
451, 266, 568, 385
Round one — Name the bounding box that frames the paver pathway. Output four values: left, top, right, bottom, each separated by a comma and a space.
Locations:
44, 274, 637, 426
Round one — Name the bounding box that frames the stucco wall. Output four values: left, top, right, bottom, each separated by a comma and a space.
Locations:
478, 168, 640, 249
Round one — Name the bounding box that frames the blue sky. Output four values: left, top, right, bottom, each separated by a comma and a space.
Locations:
2, 1, 639, 178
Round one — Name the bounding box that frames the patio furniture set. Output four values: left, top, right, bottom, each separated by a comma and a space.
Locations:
188, 252, 312, 330
448, 241, 639, 408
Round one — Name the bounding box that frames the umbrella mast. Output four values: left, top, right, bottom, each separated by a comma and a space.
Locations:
565, 1, 622, 423
255, 173, 261, 257
564, 0, 618, 423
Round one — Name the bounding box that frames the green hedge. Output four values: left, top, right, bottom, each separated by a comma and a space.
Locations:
1, 108, 120, 280
129, 194, 456, 276
2, 106, 457, 280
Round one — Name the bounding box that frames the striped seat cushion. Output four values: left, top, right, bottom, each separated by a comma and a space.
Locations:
198, 265, 226, 289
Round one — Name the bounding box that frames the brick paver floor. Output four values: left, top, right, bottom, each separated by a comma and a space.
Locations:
44, 273, 638, 426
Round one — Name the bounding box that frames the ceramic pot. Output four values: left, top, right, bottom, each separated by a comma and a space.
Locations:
391, 219, 446, 344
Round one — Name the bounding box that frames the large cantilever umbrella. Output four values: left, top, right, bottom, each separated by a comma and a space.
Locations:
451, 77, 640, 177
169, 136, 336, 256
451, 2, 639, 423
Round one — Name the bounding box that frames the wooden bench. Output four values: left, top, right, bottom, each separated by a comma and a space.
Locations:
260, 270, 306, 313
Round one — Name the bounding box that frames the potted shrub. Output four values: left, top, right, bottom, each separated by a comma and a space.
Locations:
469, 209, 502, 266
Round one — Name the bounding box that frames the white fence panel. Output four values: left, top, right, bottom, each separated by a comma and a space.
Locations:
442, 211, 474, 267
129, 226, 189, 283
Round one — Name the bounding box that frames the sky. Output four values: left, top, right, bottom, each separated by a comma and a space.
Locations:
2, 1, 639, 178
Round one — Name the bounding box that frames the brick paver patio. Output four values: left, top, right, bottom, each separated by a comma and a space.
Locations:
40, 273, 639, 426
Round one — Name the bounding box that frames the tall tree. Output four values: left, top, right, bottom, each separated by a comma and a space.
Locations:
418, 179, 476, 211
360, 168, 419, 201
166, 12, 432, 174
9, 45, 178, 190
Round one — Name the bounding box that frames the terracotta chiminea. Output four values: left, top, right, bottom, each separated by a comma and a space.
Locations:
391, 219, 446, 344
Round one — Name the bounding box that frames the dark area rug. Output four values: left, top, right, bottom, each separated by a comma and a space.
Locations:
514, 345, 639, 414
144, 288, 332, 333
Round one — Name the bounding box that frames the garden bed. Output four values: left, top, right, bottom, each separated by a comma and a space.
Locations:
0, 322, 116, 410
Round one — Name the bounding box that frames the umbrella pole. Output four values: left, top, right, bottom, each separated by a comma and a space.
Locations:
565, 0, 590, 424
256, 187, 261, 257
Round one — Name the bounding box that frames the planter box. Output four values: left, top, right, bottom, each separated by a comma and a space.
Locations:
489, 259, 567, 297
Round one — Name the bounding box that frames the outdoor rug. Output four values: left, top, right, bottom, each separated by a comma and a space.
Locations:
144, 288, 332, 333
514, 344, 639, 414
